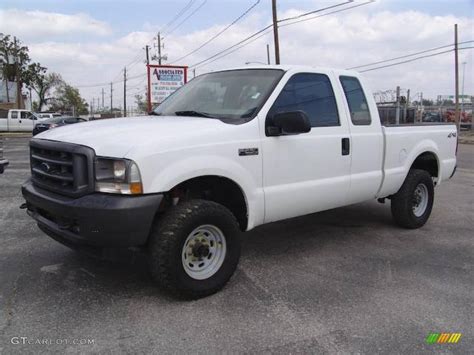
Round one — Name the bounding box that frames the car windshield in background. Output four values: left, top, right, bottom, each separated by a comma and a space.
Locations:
153, 69, 284, 122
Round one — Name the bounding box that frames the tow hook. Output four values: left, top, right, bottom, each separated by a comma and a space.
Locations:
20, 203, 27, 209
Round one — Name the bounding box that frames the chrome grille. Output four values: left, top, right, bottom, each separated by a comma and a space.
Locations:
30, 140, 95, 197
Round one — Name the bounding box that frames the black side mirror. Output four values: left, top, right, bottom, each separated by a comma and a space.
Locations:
266, 111, 311, 136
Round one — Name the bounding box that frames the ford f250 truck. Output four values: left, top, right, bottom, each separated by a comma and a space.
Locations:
21, 66, 457, 298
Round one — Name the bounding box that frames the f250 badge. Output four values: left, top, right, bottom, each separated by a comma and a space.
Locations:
448, 132, 457, 138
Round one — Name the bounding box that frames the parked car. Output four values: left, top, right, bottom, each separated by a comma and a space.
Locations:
0, 137, 8, 174
422, 112, 442, 122
0, 109, 48, 132
21, 66, 457, 298
33, 116, 87, 136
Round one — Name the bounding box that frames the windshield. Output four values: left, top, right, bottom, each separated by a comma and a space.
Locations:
153, 69, 284, 122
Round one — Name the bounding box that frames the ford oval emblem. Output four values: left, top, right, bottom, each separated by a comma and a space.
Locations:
40, 162, 51, 173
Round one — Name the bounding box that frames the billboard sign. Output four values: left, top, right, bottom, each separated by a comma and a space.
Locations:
147, 65, 187, 109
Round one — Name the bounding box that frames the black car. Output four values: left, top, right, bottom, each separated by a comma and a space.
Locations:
33, 117, 87, 136
0, 137, 8, 174
422, 112, 442, 123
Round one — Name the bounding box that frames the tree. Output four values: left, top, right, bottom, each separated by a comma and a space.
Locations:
50, 83, 88, 115
26, 66, 63, 111
134, 93, 148, 113
0, 33, 35, 103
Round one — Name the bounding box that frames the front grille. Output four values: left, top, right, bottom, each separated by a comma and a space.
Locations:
30, 139, 95, 197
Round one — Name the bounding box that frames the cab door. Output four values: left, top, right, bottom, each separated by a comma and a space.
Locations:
19, 111, 35, 131
338, 75, 383, 204
8, 110, 20, 131
260, 71, 352, 223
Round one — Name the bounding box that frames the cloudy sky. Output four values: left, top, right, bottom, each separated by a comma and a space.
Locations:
1, 0, 473, 109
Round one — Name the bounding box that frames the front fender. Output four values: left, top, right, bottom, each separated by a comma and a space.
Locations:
144, 154, 264, 230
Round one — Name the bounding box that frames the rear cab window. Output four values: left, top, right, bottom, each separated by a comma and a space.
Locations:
340, 76, 371, 125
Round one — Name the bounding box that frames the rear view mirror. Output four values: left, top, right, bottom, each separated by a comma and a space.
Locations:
266, 111, 311, 136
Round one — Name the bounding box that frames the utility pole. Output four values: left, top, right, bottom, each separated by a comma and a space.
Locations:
123, 67, 127, 117
271, 0, 280, 64
146, 45, 151, 113
101, 88, 105, 109
14, 37, 22, 109
266, 44, 271, 65
404, 89, 410, 122
110, 82, 113, 113
157, 33, 162, 65
395, 86, 400, 124
454, 24, 460, 131
193, 69, 196, 78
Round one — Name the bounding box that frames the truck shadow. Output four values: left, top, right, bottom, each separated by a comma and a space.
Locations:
36, 200, 395, 300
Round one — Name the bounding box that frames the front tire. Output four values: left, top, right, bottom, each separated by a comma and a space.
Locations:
148, 199, 241, 299
391, 169, 434, 229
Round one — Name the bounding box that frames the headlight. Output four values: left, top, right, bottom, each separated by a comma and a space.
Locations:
94, 157, 143, 195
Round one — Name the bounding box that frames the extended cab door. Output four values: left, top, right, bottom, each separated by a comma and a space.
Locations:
261, 70, 351, 223
338, 75, 383, 203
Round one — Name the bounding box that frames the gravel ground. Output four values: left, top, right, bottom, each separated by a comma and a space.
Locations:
0, 137, 472, 354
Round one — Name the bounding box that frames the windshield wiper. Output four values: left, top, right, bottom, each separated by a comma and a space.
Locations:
174, 110, 216, 118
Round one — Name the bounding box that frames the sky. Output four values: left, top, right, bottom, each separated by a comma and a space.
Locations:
0, 0, 473, 109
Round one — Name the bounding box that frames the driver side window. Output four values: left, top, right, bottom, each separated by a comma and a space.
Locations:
268, 73, 339, 127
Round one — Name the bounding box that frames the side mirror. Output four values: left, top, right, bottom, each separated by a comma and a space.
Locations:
266, 111, 311, 136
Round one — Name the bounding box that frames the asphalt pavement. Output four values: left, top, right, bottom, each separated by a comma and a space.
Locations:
0, 137, 472, 354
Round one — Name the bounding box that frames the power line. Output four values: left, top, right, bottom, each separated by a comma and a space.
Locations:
171, 0, 261, 64
348, 40, 474, 70
188, 24, 273, 68
359, 49, 453, 73
160, 0, 196, 33
278, 0, 351, 24
189, 0, 374, 69
193, 28, 273, 70
278, 0, 374, 28
165, 0, 208, 36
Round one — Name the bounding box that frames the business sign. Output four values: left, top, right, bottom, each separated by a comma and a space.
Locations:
147, 65, 187, 109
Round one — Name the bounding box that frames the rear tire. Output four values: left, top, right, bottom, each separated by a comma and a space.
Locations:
391, 169, 434, 229
148, 199, 241, 299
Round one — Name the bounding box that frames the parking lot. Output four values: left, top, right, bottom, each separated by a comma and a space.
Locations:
0, 136, 472, 353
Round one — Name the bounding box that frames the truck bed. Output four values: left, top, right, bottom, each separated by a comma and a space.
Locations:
378, 123, 457, 198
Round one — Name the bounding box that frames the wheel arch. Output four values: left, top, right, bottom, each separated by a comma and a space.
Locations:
409, 151, 440, 179
164, 175, 249, 231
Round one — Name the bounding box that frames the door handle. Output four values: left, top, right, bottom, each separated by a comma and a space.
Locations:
341, 138, 350, 156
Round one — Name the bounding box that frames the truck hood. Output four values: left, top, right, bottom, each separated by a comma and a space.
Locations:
35, 116, 228, 157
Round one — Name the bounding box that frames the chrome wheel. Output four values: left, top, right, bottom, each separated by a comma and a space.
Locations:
182, 225, 227, 280
412, 183, 429, 217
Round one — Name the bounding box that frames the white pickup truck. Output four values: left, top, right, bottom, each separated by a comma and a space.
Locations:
22, 66, 457, 298
0, 109, 49, 132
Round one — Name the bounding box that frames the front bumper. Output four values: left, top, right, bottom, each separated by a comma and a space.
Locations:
0, 159, 8, 174
22, 180, 163, 248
